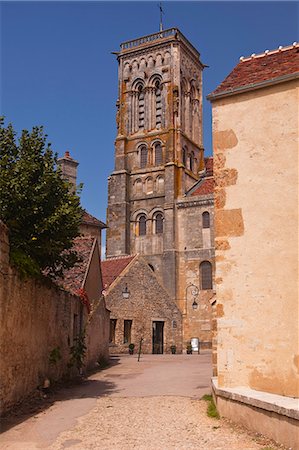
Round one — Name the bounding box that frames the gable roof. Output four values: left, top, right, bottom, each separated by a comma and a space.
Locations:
59, 236, 96, 295
208, 43, 299, 100
101, 255, 136, 290
82, 210, 107, 229
186, 157, 214, 197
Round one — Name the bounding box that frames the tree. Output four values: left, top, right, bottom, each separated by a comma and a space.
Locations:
0, 117, 83, 277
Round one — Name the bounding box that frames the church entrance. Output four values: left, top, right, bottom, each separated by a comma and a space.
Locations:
152, 321, 164, 354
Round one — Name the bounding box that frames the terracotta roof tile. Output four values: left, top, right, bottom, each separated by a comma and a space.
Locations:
82, 210, 107, 228
58, 236, 96, 295
191, 178, 214, 196
101, 255, 136, 289
208, 45, 299, 99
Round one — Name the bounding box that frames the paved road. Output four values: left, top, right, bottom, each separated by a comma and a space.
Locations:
0, 353, 282, 450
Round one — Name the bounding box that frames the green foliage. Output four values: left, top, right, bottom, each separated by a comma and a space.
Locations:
49, 346, 62, 365
0, 117, 83, 277
202, 394, 220, 419
68, 333, 87, 372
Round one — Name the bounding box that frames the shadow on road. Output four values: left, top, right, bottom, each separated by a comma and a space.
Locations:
0, 356, 121, 434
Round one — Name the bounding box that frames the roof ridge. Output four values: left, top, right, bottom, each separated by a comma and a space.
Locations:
240, 42, 298, 62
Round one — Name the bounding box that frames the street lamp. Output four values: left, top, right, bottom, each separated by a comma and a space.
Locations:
185, 284, 199, 314
122, 283, 130, 299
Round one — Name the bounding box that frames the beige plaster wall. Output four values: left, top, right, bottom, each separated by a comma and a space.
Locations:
213, 80, 299, 397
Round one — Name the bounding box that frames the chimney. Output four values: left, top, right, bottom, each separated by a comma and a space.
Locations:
57, 151, 79, 189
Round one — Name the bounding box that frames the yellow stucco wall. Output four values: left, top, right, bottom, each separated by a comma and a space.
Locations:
213, 79, 299, 397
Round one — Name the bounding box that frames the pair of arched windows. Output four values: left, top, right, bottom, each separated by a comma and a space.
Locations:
200, 261, 212, 290
137, 213, 163, 236
182, 146, 195, 173
140, 142, 162, 168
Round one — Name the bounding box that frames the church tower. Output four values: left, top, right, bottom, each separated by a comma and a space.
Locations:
106, 28, 206, 299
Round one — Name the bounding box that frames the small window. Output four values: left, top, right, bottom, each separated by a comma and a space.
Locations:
202, 212, 210, 228
140, 145, 147, 168
148, 264, 155, 271
190, 152, 194, 172
109, 319, 117, 344
155, 213, 163, 234
138, 214, 146, 236
124, 320, 132, 344
200, 261, 212, 290
154, 143, 162, 165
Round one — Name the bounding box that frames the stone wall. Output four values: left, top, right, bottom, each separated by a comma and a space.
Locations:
0, 222, 108, 415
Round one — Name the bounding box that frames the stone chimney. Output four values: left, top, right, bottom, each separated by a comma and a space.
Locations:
57, 151, 79, 189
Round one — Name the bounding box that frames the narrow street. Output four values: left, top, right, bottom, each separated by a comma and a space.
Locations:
0, 354, 282, 450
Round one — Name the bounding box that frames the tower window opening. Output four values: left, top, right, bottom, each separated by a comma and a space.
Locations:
200, 261, 212, 290
155, 143, 162, 166
140, 145, 147, 168
155, 213, 163, 234
138, 85, 145, 130
190, 152, 194, 172
138, 214, 147, 236
155, 80, 162, 128
182, 147, 187, 166
202, 211, 210, 228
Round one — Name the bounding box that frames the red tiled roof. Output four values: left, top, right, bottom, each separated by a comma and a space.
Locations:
82, 210, 106, 228
59, 236, 96, 295
191, 178, 214, 196
208, 44, 299, 99
101, 255, 136, 290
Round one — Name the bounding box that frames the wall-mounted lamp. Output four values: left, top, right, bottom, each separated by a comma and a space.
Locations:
122, 284, 130, 299
192, 300, 198, 310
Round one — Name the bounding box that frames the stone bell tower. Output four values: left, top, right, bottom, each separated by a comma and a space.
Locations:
106, 28, 205, 299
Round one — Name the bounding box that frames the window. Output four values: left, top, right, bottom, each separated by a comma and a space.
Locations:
138, 214, 146, 236
154, 143, 162, 165
182, 147, 187, 166
189, 152, 194, 172
146, 177, 153, 194
155, 80, 162, 128
109, 319, 117, 344
200, 261, 212, 290
138, 85, 145, 129
124, 320, 132, 344
140, 145, 147, 168
134, 178, 143, 195
148, 264, 155, 271
154, 213, 163, 234
202, 212, 210, 228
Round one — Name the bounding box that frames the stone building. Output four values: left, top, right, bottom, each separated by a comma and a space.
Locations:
102, 255, 182, 354
106, 29, 215, 351
207, 43, 299, 448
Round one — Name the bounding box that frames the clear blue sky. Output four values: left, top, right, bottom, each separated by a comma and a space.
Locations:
1, 1, 298, 229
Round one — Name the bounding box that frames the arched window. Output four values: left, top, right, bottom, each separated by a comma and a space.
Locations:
156, 175, 164, 193
146, 177, 153, 194
154, 213, 163, 234
138, 85, 145, 129
154, 142, 162, 166
134, 179, 143, 196
155, 80, 162, 128
202, 212, 210, 228
138, 214, 146, 236
182, 147, 187, 166
189, 152, 194, 172
140, 145, 147, 168
200, 261, 212, 290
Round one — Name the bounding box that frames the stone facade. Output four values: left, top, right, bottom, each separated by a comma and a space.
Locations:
208, 44, 299, 448
102, 255, 182, 354
106, 29, 215, 350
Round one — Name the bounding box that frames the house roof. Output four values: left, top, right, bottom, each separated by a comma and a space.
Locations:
101, 255, 136, 290
186, 157, 214, 197
208, 43, 299, 100
82, 210, 107, 229
59, 236, 96, 295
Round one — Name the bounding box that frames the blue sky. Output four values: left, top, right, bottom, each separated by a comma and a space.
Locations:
1, 1, 298, 236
